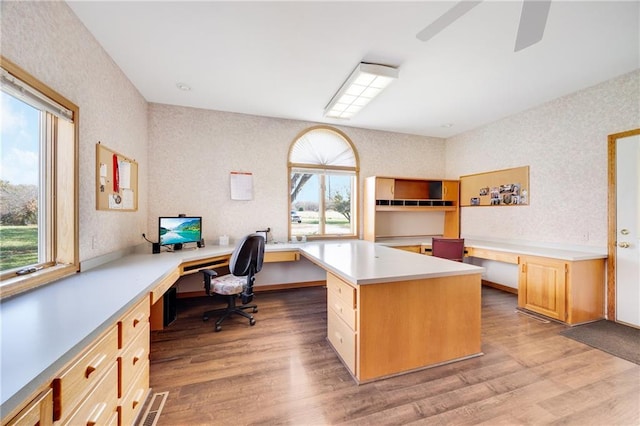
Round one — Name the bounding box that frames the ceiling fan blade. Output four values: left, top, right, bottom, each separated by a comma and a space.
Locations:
416, 1, 483, 42
514, 0, 551, 52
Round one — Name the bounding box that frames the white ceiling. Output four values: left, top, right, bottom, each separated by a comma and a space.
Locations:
66, 1, 639, 138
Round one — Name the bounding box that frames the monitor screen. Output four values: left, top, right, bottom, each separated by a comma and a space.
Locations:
159, 216, 202, 247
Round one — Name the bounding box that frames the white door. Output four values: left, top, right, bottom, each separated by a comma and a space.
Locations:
615, 134, 640, 327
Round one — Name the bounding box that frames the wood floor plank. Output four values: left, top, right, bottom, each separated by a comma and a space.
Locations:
149, 286, 640, 425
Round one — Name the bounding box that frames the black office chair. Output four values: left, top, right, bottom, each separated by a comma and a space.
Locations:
431, 237, 465, 262
202, 233, 265, 332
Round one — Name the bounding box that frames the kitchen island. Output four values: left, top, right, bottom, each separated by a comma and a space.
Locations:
300, 240, 484, 383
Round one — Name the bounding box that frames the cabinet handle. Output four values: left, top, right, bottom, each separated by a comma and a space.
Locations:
86, 402, 107, 426
334, 331, 343, 344
132, 348, 145, 365
133, 313, 145, 327
334, 303, 343, 314
85, 353, 106, 378
132, 389, 145, 409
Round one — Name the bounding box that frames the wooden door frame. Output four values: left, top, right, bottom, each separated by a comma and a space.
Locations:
607, 128, 640, 321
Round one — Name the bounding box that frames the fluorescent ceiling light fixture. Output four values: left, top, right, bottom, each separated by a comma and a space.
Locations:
324, 62, 398, 119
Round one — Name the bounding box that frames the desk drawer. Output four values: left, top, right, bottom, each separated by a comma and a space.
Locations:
328, 287, 357, 330
264, 251, 299, 263
326, 273, 356, 309
53, 326, 118, 421
120, 361, 150, 426
61, 362, 118, 426
120, 297, 150, 349
120, 322, 150, 398
150, 269, 180, 305
469, 248, 519, 264
327, 312, 356, 374
6, 389, 53, 426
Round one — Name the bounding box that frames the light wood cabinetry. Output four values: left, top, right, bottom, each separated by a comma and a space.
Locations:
4, 297, 151, 426
518, 255, 605, 324
466, 247, 519, 264
364, 176, 460, 241
325, 271, 481, 383
395, 245, 421, 253
118, 297, 151, 424
5, 389, 53, 426
60, 363, 118, 426
52, 326, 119, 422
518, 256, 567, 321
326, 274, 358, 373
374, 178, 395, 200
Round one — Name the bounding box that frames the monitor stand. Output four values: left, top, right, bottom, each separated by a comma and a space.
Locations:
173, 243, 183, 251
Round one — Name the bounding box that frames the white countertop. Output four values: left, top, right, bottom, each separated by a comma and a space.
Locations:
374, 237, 607, 261
300, 240, 483, 285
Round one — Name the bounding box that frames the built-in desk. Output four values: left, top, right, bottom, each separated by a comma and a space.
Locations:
0, 243, 300, 425
300, 240, 484, 383
376, 237, 607, 325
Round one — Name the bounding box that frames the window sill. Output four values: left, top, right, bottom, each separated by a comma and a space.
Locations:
0, 264, 78, 300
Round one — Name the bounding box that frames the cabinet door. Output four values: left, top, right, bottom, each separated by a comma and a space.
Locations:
375, 178, 395, 199
518, 256, 566, 321
442, 180, 459, 202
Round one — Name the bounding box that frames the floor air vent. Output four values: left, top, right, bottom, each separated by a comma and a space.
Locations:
139, 391, 169, 426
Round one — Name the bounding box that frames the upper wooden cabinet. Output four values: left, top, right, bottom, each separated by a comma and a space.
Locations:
364, 176, 460, 241
374, 178, 395, 200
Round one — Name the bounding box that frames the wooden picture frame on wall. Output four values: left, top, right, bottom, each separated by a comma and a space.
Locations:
460, 166, 529, 207
96, 142, 138, 211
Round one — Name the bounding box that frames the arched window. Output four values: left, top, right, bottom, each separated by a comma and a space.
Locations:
288, 126, 359, 239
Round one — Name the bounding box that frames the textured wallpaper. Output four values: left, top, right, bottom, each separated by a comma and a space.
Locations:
1, 1, 149, 262
447, 70, 640, 248
148, 104, 446, 243
4, 1, 637, 257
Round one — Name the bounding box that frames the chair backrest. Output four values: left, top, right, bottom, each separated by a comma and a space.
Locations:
229, 233, 265, 278
229, 233, 264, 304
431, 237, 465, 262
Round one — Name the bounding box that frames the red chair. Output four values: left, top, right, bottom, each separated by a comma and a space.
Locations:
431, 238, 465, 262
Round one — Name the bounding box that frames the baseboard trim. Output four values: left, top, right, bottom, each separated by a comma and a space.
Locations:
176, 281, 326, 298
482, 280, 518, 294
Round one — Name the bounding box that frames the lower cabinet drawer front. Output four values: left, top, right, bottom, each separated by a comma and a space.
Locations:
470, 248, 519, 264
120, 361, 150, 426
53, 326, 118, 420
61, 362, 118, 426
327, 312, 356, 374
120, 297, 150, 350
326, 273, 356, 308
6, 388, 53, 426
120, 323, 150, 397
327, 288, 357, 330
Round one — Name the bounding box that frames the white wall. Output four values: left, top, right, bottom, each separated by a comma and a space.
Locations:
147, 103, 446, 244
1, 1, 149, 263
447, 70, 640, 249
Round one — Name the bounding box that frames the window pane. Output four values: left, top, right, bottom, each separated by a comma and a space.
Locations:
0, 92, 42, 271
291, 172, 320, 237
325, 174, 354, 235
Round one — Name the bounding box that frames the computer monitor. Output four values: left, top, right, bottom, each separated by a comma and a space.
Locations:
159, 216, 202, 250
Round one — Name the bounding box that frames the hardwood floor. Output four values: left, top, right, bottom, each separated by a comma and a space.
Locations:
149, 286, 640, 425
